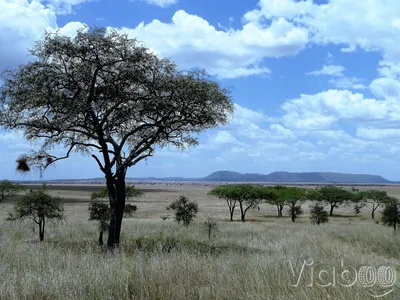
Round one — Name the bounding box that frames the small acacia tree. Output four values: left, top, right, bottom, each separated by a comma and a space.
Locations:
381, 197, 400, 231
353, 190, 389, 219
0, 26, 233, 247
0, 180, 25, 203
308, 186, 355, 216
309, 203, 329, 225
167, 196, 198, 226
7, 185, 64, 241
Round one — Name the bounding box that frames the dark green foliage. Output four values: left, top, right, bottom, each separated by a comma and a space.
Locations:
381, 197, 400, 231
167, 196, 198, 226
7, 185, 64, 241
0, 26, 234, 247
0, 180, 25, 203
309, 203, 329, 225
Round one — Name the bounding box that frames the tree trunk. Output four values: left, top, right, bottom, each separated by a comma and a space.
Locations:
107, 173, 126, 248
39, 217, 45, 241
98, 230, 104, 246
329, 204, 334, 216
106, 175, 117, 248
229, 207, 235, 221
278, 205, 284, 217
239, 202, 245, 222
371, 204, 378, 219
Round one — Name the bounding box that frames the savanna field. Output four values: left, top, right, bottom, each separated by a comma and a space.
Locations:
0, 183, 400, 300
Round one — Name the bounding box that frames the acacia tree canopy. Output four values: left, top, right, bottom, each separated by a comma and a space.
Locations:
308, 186, 355, 216
209, 184, 268, 222
353, 189, 389, 219
7, 185, 64, 241
0, 26, 234, 247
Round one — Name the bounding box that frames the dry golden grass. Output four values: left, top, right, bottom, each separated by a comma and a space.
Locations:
1, 183, 400, 299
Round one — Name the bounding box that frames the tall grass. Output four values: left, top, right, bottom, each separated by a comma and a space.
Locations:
0, 217, 399, 300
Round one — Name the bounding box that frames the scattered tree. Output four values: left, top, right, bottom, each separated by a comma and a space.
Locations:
308, 186, 355, 216
381, 197, 400, 231
0, 26, 234, 247
208, 185, 238, 221
353, 190, 389, 219
0, 180, 25, 203
7, 185, 64, 241
209, 184, 268, 222
167, 196, 199, 226
309, 203, 329, 225
282, 187, 306, 222
263, 186, 285, 217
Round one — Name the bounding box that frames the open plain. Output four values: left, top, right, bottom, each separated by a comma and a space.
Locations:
1, 183, 400, 300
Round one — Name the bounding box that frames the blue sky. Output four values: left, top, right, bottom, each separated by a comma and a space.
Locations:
1, 0, 400, 180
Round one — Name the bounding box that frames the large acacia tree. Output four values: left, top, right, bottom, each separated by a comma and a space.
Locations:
0, 27, 234, 247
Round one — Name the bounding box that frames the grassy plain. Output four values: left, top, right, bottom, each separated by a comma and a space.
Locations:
1, 183, 400, 299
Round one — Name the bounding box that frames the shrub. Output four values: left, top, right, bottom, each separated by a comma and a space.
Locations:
88, 200, 110, 246
381, 198, 400, 231
167, 196, 198, 226
309, 203, 329, 225
124, 204, 137, 217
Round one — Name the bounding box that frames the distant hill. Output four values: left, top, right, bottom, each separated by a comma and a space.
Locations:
201, 171, 391, 183
15, 170, 393, 184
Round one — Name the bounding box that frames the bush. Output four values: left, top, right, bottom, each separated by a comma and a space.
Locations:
124, 204, 137, 217
381, 198, 400, 230
88, 200, 110, 246
167, 196, 198, 226
309, 203, 329, 225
